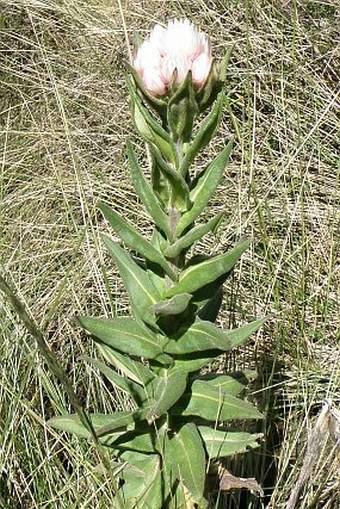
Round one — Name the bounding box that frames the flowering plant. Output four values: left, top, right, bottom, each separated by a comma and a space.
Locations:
49, 19, 264, 508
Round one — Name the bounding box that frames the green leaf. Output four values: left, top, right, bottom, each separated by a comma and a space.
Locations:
167, 71, 198, 144
127, 77, 176, 164
48, 412, 135, 443
194, 370, 258, 397
151, 293, 192, 317
176, 139, 234, 236
99, 202, 176, 280
168, 423, 207, 507
166, 238, 250, 297
95, 406, 150, 438
171, 380, 263, 421
180, 90, 225, 176
164, 317, 265, 355
102, 234, 160, 323
163, 213, 225, 259
111, 428, 158, 454
98, 344, 154, 386
126, 140, 171, 239
150, 145, 191, 211
147, 368, 188, 423
119, 453, 163, 508
198, 426, 262, 459
77, 316, 172, 365
82, 355, 146, 404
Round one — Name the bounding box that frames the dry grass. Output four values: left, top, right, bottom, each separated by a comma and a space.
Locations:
0, 0, 339, 507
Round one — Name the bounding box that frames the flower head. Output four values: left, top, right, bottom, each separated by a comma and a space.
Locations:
133, 19, 212, 96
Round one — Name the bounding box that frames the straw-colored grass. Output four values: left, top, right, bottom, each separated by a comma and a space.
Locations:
1, 1, 339, 507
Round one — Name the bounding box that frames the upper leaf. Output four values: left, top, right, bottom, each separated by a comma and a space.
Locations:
77, 316, 172, 365
98, 344, 154, 386
147, 368, 188, 423
164, 317, 266, 355
180, 89, 225, 176
171, 380, 263, 421
163, 213, 224, 259
99, 202, 176, 280
176, 138, 234, 236
126, 140, 171, 239
151, 293, 192, 318
102, 234, 160, 323
165, 238, 250, 297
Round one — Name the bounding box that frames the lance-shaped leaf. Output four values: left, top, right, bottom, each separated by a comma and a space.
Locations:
166, 238, 250, 297
164, 317, 265, 355
127, 76, 176, 164
150, 145, 191, 212
163, 213, 225, 259
198, 426, 262, 459
82, 355, 146, 404
95, 406, 150, 439
99, 202, 176, 280
167, 71, 198, 144
173, 354, 219, 375
111, 427, 158, 454
126, 140, 171, 239
194, 370, 258, 397
102, 234, 160, 323
77, 316, 172, 365
119, 453, 164, 509
151, 293, 192, 318
48, 411, 137, 442
147, 368, 188, 423
168, 423, 208, 508
180, 90, 225, 176
176, 138, 234, 236
98, 344, 154, 386
171, 380, 263, 421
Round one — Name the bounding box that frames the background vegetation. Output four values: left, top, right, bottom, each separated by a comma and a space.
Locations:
0, 0, 339, 507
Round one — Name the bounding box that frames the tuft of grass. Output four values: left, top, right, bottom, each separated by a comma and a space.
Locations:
1, 0, 339, 507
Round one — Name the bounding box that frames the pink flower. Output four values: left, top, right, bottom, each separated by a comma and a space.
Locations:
133, 19, 212, 96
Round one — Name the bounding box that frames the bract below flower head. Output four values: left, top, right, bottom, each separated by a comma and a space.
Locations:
133, 19, 212, 96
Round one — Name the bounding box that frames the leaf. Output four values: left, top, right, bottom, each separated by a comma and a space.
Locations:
151, 145, 191, 212
167, 71, 198, 144
126, 140, 171, 239
180, 90, 225, 176
147, 368, 188, 423
77, 316, 172, 365
119, 453, 163, 508
48, 412, 137, 443
198, 426, 262, 459
82, 355, 146, 404
99, 202, 176, 280
163, 213, 225, 259
176, 139, 234, 236
127, 77, 176, 164
95, 406, 150, 438
164, 317, 266, 355
102, 234, 160, 323
171, 380, 263, 421
195, 370, 258, 397
98, 344, 154, 386
173, 354, 218, 374
168, 423, 207, 506
151, 293, 192, 317
218, 467, 263, 494
111, 428, 158, 454
166, 238, 250, 297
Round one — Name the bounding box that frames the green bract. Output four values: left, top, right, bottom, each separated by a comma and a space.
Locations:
48, 46, 265, 508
